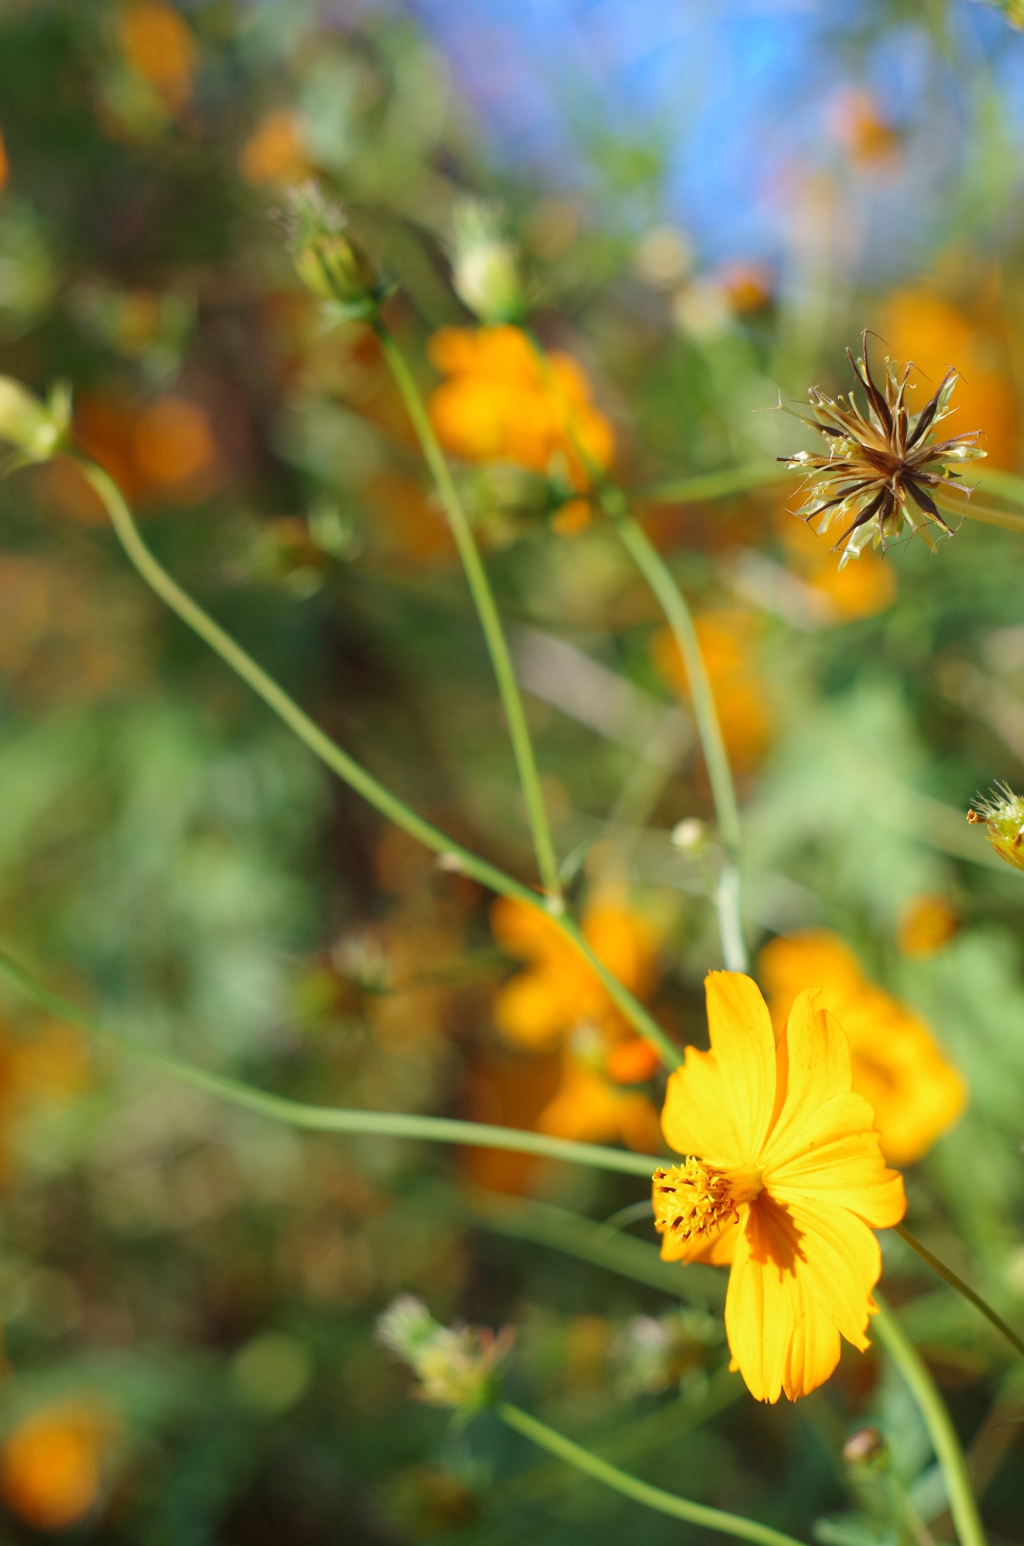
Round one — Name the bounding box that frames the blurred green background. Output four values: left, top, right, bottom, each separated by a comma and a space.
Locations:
0, 0, 1022, 1541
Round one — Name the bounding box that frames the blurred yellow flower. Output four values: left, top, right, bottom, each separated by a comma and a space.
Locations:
829, 89, 901, 169
490, 896, 657, 1051
427, 326, 614, 492
0, 1402, 111, 1532
652, 608, 772, 773
118, 2, 196, 115
240, 109, 309, 185
897, 894, 959, 958
884, 290, 1019, 468
758, 931, 968, 1165
654, 972, 906, 1402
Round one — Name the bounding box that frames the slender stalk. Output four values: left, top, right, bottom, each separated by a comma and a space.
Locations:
80, 457, 681, 1069
606, 502, 747, 971
373, 323, 562, 905
872, 1294, 988, 1546
895, 1224, 1024, 1362
0, 945, 660, 1177
496, 1402, 804, 1546
949, 502, 1024, 535
463, 1188, 726, 1309
634, 462, 793, 505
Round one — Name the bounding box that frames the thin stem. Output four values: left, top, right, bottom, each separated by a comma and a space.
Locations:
496, 1402, 804, 1546
601, 1199, 654, 1232
872, 1294, 988, 1546
633, 462, 793, 505
463, 1188, 725, 1309
373, 323, 562, 905
948, 502, 1024, 534
0, 945, 660, 1177
895, 1224, 1024, 1362
607, 505, 747, 971
80, 457, 681, 1069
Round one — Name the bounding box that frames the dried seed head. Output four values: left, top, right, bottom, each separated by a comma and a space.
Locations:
780, 332, 985, 568
968, 783, 1024, 871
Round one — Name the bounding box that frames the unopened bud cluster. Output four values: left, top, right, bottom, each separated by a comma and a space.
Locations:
968, 783, 1024, 871
376, 1295, 514, 1415
0, 377, 71, 467
286, 183, 386, 321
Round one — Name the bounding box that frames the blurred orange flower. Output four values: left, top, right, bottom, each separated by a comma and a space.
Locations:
778, 509, 896, 622
897, 894, 960, 959
427, 326, 614, 492
758, 930, 967, 1165
829, 89, 900, 169
0, 1402, 111, 1532
490, 896, 657, 1051
884, 291, 1019, 468
536, 1051, 662, 1154
0, 129, 9, 193
241, 109, 309, 185
75, 394, 218, 505
652, 609, 772, 773
118, 2, 196, 114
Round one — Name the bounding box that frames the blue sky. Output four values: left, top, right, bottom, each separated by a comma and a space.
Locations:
403, 0, 1024, 276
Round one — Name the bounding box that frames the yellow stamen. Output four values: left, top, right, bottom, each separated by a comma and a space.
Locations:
651, 1159, 762, 1245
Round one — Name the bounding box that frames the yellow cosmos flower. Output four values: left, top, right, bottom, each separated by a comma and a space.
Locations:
758, 931, 967, 1165
427, 325, 614, 492
654, 973, 906, 1403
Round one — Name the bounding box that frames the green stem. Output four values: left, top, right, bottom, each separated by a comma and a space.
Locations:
633, 462, 793, 506
872, 1294, 988, 1546
373, 323, 562, 905
0, 945, 660, 1177
464, 1187, 724, 1308
895, 1224, 1024, 1361
496, 1402, 804, 1546
607, 505, 747, 971
79, 457, 680, 1069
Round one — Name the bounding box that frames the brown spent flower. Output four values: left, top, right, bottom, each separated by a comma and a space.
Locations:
780, 331, 985, 567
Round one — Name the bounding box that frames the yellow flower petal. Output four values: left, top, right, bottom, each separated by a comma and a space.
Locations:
762, 991, 852, 1165
725, 1197, 842, 1403
662, 972, 776, 1166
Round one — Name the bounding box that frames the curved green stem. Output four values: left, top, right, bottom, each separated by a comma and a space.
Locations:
0, 945, 660, 1177
606, 502, 747, 971
895, 1224, 1024, 1361
496, 1402, 803, 1546
79, 457, 680, 1069
373, 323, 562, 905
633, 462, 793, 506
872, 1294, 988, 1546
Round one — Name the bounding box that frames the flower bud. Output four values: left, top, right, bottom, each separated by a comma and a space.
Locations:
285, 183, 383, 320
968, 783, 1024, 871
842, 1427, 888, 1469
376, 1294, 514, 1416
450, 200, 524, 325
0, 377, 71, 464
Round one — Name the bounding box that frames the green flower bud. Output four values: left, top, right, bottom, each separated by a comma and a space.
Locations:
451, 200, 525, 325
285, 183, 383, 320
968, 783, 1024, 870
376, 1294, 514, 1417
0, 377, 71, 465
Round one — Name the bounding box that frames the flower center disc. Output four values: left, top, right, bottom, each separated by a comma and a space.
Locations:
652, 1159, 761, 1246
